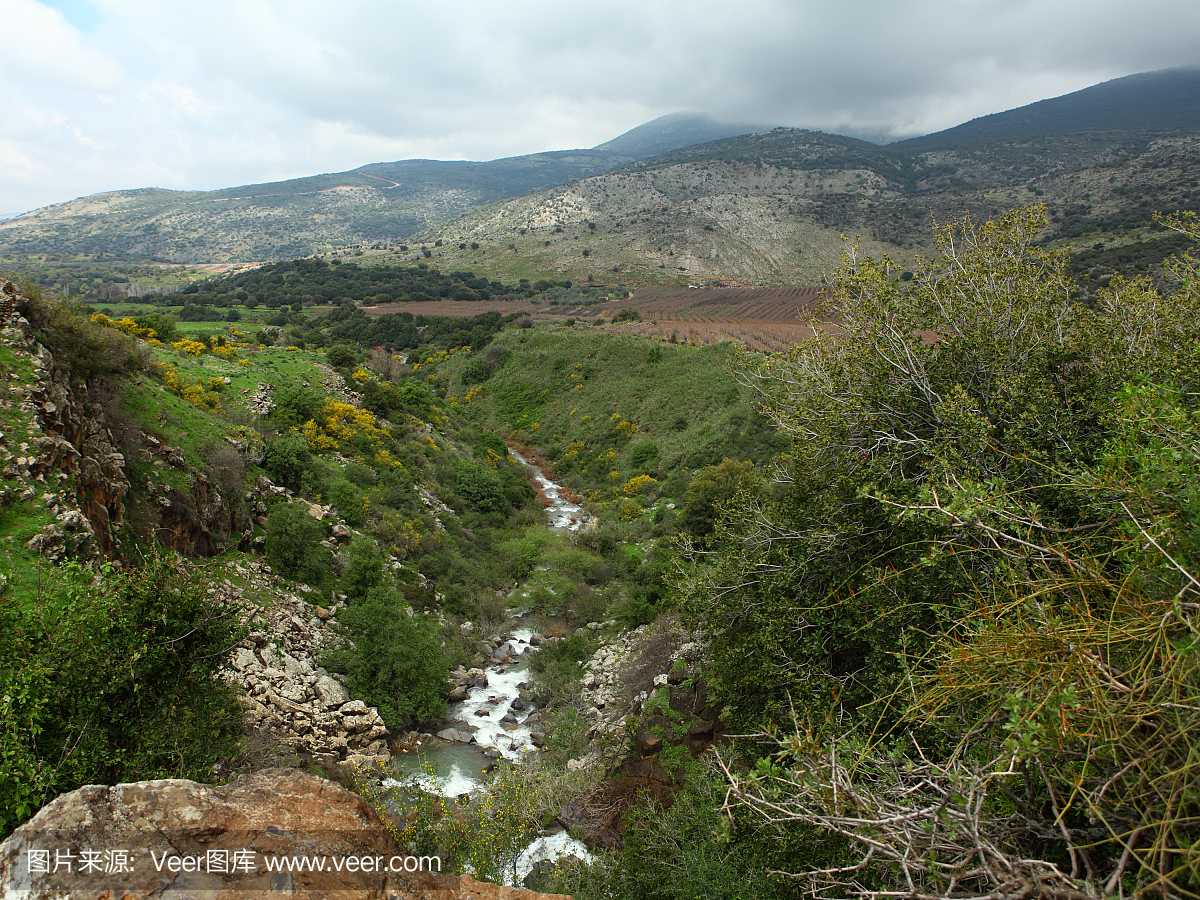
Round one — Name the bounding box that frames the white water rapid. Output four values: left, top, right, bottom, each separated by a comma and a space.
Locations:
383, 456, 595, 885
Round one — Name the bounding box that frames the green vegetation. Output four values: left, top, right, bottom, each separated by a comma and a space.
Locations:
0, 557, 243, 835
4, 194, 1198, 899
440, 327, 785, 511
264, 501, 331, 587
322, 584, 449, 727
155, 258, 513, 308
668, 207, 1200, 898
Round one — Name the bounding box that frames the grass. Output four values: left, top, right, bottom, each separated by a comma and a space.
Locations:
440, 325, 782, 507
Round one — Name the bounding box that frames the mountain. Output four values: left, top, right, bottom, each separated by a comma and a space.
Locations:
3, 67, 1197, 281
593, 111, 768, 156
899, 67, 1200, 148
394, 69, 1200, 286
0, 114, 763, 265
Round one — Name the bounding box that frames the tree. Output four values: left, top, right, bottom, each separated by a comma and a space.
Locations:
683, 207, 1200, 898
322, 585, 449, 727
264, 501, 330, 586
677, 457, 759, 542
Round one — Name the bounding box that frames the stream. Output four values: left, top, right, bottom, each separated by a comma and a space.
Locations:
383, 451, 594, 884
509, 449, 589, 532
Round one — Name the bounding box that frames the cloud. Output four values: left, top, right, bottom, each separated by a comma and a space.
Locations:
2, 0, 1198, 217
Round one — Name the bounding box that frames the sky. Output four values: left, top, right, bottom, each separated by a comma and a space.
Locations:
2, 0, 1198, 218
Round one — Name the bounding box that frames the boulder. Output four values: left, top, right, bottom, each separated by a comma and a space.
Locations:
314, 675, 349, 707
0, 769, 571, 899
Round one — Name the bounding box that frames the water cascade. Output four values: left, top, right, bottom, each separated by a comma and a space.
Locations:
385, 455, 595, 884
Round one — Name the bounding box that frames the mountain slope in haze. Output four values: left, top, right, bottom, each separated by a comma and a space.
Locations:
397, 70, 1200, 286
899, 66, 1200, 148
0, 114, 764, 265
593, 111, 769, 156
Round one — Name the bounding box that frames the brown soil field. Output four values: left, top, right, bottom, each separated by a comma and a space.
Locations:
364, 286, 836, 352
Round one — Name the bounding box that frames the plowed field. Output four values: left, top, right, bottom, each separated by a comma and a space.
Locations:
365, 285, 836, 352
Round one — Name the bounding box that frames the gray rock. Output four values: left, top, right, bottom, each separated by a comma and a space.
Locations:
314, 674, 348, 707
232, 647, 259, 671
283, 653, 313, 677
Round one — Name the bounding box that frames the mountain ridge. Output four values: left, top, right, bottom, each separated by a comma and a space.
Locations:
2, 68, 1197, 275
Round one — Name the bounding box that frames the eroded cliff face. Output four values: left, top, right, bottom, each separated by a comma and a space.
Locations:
0, 769, 571, 900
0, 279, 263, 563
0, 280, 129, 561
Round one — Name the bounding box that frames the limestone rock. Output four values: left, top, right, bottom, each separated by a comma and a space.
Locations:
0, 769, 570, 899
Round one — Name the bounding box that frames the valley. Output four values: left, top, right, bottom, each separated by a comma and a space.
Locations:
1, 67, 1199, 900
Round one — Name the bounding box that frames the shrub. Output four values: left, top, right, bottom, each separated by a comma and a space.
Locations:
270, 383, 322, 428
341, 537, 385, 600
327, 479, 365, 526
683, 208, 1200, 897
326, 344, 359, 368
628, 442, 659, 473
259, 432, 313, 492
322, 585, 449, 727
454, 459, 505, 515
264, 501, 330, 586
0, 556, 243, 834
677, 458, 760, 543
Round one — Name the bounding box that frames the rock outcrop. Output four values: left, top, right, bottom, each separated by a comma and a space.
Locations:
0, 281, 130, 562
216, 560, 392, 768
0, 769, 570, 900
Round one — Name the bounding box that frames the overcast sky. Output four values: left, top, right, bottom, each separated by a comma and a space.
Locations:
2, 0, 1197, 218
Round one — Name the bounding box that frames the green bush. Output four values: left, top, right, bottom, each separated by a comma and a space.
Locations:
270, 382, 323, 428
0, 557, 243, 834
681, 208, 1200, 896
552, 760, 804, 900
260, 432, 313, 492
341, 537, 385, 601
677, 458, 760, 543
529, 633, 595, 706
325, 344, 359, 368
460, 357, 490, 385
264, 501, 330, 586
628, 441, 659, 473
454, 459, 505, 515
327, 478, 365, 526
322, 585, 449, 727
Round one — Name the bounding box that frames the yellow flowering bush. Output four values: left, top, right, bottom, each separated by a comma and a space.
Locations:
301, 400, 387, 452
618, 499, 644, 521
622, 474, 657, 496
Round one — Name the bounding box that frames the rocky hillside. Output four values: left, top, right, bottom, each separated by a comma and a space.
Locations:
399, 127, 1200, 285
0, 114, 761, 265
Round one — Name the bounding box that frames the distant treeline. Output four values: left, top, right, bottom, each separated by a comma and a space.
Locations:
156, 259, 515, 309
316, 305, 524, 352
